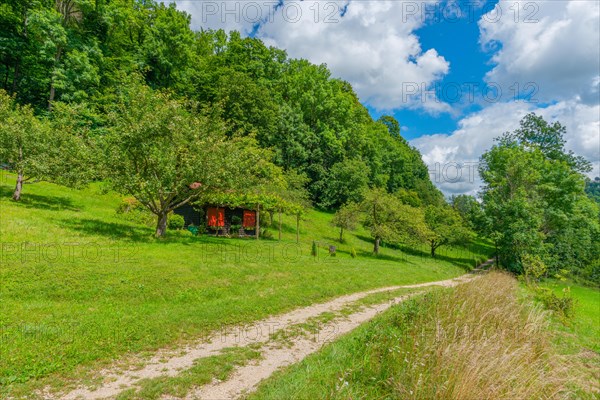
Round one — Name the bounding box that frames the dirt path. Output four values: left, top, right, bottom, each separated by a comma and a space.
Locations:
62, 262, 493, 400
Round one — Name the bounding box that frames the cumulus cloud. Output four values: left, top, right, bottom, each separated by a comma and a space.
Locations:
256, 1, 451, 112
172, 0, 453, 113
411, 100, 600, 196
479, 0, 600, 104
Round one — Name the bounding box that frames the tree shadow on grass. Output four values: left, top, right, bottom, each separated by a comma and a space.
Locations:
57, 217, 210, 245
57, 218, 156, 242
0, 185, 79, 211
353, 233, 484, 271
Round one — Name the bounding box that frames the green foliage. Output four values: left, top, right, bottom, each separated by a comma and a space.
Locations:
320, 159, 370, 208
450, 194, 485, 232
584, 177, 600, 204
311, 240, 317, 257
0, 90, 90, 200
167, 214, 185, 230
480, 114, 599, 279
331, 202, 360, 242
534, 286, 575, 319
424, 205, 472, 258
103, 80, 274, 237
521, 253, 548, 284
1, 2, 442, 208
361, 188, 429, 254
350, 247, 357, 258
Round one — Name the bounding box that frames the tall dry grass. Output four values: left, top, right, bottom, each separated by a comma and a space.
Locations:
391, 272, 572, 399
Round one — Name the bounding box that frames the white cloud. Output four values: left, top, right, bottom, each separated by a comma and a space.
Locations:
172, 0, 452, 113
256, 1, 451, 112
479, 0, 600, 104
411, 100, 600, 196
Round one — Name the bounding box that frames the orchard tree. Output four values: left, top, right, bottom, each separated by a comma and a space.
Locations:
0, 91, 49, 200
424, 205, 472, 258
361, 188, 427, 254
331, 202, 360, 242
105, 82, 243, 237
0, 91, 89, 200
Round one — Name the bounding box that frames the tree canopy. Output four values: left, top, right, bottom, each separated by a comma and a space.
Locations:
0, 0, 441, 209
479, 113, 599, 283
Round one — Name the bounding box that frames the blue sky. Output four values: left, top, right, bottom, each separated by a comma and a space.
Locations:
384, 1, 495, 139
176, 0, 599, 194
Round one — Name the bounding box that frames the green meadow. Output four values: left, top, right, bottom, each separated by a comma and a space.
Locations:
0, 171, 492, 395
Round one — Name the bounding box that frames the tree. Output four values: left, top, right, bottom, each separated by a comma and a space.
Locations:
104, 82, 236, 237
0, 91, 49, 200
424, 205, 472, 258
510, 113, 591, 173
377, 115, 401, 139
331, 202, 360, 242
450, 194, 484, 232
361, 188, 427, 254
585, 177, 600, 204
0, 91, 88, 200
480, 114, 599, 279
320, 158, 370, 208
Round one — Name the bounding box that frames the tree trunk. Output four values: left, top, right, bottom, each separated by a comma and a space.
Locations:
431, 245, 436, 258
495, 241, 499, 268
373, 237, 380, 254
12, 171, 23, 201
48, 47, 62, 112
155, 212, 168, 237
255, 204, 260, 240
11, 58, 20, 94
339, 227, 344, 242
278, 210, 282, 241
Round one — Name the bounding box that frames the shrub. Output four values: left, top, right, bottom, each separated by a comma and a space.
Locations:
167, 214, 185, 230
522, 253, 547, 283
534, 286, 575, 319
350, 247, 357, 258
311, 241, 317, 257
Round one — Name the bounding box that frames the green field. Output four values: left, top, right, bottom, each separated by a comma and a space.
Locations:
0, 171, 493, 395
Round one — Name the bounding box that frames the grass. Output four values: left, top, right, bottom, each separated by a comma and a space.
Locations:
0, 171, 493, 397
250, 272, 574, 400
534, 280, 600, 397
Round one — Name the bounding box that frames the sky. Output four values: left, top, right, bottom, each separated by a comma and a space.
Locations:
173, 0, 600, 196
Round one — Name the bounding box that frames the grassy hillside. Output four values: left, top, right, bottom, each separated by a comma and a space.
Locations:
0, 171, 492, 395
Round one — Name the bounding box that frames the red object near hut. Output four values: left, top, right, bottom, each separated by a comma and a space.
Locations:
243, 210, 256, 228
207, 207, 225, 227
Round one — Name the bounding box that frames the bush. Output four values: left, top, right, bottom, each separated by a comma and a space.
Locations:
350, 247, 357, 258
522, 254, 547, 283
311, 241, 317, 257
534, 286, 575, 319
167, 214, 185, 230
